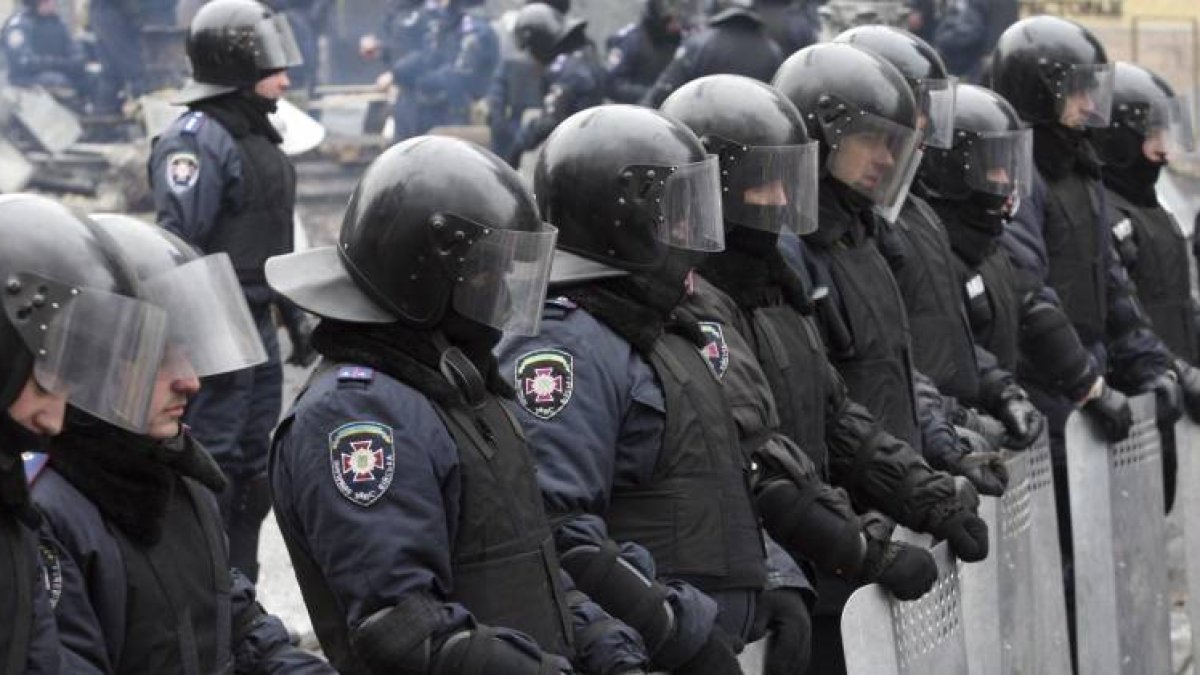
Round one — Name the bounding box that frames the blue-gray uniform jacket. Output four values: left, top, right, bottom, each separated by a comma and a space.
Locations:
1, 7, 85, 88
269, 364, 648, 675
25, 455, 329, 675
604, 21, 679, 104
507, 45, 606, 164
497, 297, 766, 655
391, 8, 499, 113
1003, 167, 1172, 394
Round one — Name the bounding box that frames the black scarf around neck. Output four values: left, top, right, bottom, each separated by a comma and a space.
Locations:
560, 269, 705, 357
699, 226, 813, 313
190, 91, 282, 144
1033, 124, 1102, 181
49, 421, 227, 546
1103, 154, 1165, 208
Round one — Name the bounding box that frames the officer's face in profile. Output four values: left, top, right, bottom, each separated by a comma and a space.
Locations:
147, 346, 200, 440
254, 70, 291, 101
744, 179, 789, 207
1142, 128, 1168, 164
831, 132, 896, 192
7, 374, 67, 437
1060, 91, 1098, 129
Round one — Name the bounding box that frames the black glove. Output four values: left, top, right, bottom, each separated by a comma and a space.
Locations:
1082, 379, 1133, 442
1146, 373, 1184, 428
951, 427, 1008, 497
929, 508, 989, 562
673, 625, 742, 675
861, 537, 938, 601
751, 588, 812, 675
951, 407, 1006, 451
1176, 359, 1200, 423
996, 386, 1045, 450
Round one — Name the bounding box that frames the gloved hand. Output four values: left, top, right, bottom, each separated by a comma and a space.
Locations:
1081, 378, 1133, 442
1145, 372, 1183, 428
1175, 359, 1200, 423
673, 625, 742, 675
995, 385, 1045, 450
751, 588, 812, 675
861, 537, 938, 601
951, 427, 1008, 497
951, 407, 1006, 451
928, 508, 989, 562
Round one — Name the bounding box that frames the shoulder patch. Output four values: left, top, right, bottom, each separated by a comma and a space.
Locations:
965, 274, 985, 299
337, 366, 375, 383
37, 542, 63, 609
607, 47, 624, 68
6, 28, 25, 50
181, 112, 207, 135
166, 152, 200, 193
514, 348, 575, 420
697, 321, 730, 379
21, 452, 48, 486
329, 422, 396, 507
1112, 217, 1133, 241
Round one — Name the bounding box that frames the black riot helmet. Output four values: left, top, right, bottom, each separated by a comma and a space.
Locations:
1092, 62, 1196, 168
267, 136, 558, 336
178, 0, 303, 104
772, 43, 923, 210
660, 74, 820, 235
534, 104, 725, 276
526, 0, 570, 13
89, 214, 268, 379
833, 25, 957, 149
0, 196, 169, 433
706, 0, 760, 25
990, 16, 1114, 129
917, 84, 1032, 203
513, 3, 587, 64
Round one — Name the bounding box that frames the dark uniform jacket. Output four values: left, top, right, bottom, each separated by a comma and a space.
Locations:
1, 8, 84, 88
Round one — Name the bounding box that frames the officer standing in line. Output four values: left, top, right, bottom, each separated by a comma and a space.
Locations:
89, 0, 177, 114
148, 0, 302, 583
639, 0, 783, 108
772, 43, 991, 672
1, 0, 87, 94
834, 26, 1042, 495
358, 0, 434, 73
266, 136, 650, 675
605, 0, 692, 104
500, 3, 604, 168
27, 214, 333, 675
385, 0, 499, 142
1093, 62, 1200, 509
0, 194, 175, 674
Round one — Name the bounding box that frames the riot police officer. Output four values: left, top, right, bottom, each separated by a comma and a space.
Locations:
932, 0, 1018, 81
265, 136, 650, 675
148, 0, 303, 583
834, 25, 1042, 495
1093, 62, 1200, 508
27, 214, 332, 675
772, 43, 991, 671
605, 0, 691, 104
269, 0, 331, 91
639, 0, 783, 108
1, 0, 87, 94
0, 194, 174, 674
499, 3, 604, 167
662, 73, 1001, 673
387, 0, 499, 142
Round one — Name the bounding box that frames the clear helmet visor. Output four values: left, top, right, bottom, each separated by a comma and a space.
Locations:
452, 221, 559, 337
1139, 95, 1197, 157
965, 128, 1034, 198
827, 112, 924, 209
875, 148, 923, 224
140, 253, 268, 378
723, 141, 820, 235
254, 14, 304, 71
651, 156, 726, 253
3, 275, 168, 433
1057, 63, 1116, 128
916, 77, 957, 149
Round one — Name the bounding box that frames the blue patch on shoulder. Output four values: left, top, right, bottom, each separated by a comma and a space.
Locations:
337, 366, 375, 383
181, 112, 207, 135
21, 452, 48, 486
329, 422, 395, 507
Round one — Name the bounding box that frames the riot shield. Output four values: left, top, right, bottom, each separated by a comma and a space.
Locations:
6, 86, 82, 154
959, 449, 1035, 675
841, 542, 968, 675
1027, 430, 1073, 674
1176, 414, 1200, 672
1066, 393, 1170, 675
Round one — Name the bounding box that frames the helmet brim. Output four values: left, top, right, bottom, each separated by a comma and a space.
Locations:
548, 249, 630, 286
172, 80, 239, 105
265, 247, 395, 324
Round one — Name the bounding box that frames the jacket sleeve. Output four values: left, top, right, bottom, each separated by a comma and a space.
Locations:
148, 119, 241, 252
637, 37, 697, 108
1101, 222, 1173, 390
558, 570, 650, 674
416, 19, 499, 101
230, 568, 335, 674
513, 58, 601, 159
605, 29, 650, 104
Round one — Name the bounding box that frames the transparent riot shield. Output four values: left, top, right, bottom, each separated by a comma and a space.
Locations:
1176, 414, 1200, 672
1027, 430, 1074, 674
841, 542, 967, 674
959, 449, 1035, 675
1066, 393, 1170, 675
